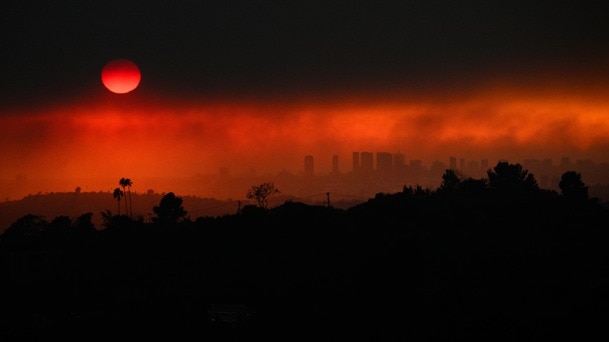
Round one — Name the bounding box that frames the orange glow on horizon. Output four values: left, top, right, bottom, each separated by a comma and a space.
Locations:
2, 86, 609, 198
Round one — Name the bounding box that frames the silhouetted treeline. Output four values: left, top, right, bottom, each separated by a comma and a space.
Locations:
0, 192, 248, 235
1, 163, 609, 340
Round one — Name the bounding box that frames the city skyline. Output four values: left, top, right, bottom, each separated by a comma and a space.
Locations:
3, 2, 609, 201
3, 151, 609, 202
3, 3, 609, 338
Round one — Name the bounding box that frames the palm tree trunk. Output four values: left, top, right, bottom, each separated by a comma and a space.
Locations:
122, 186, 128, 216
128, 186, 133, 218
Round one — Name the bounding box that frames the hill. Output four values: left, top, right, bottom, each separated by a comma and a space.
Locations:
0, 191, 365, 234
0, 191, 237, 234
1, 182, 609, 340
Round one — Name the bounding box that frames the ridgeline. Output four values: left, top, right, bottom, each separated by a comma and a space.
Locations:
1, 163, 609, 340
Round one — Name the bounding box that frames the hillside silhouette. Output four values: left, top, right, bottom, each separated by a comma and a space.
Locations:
0, 192, 240, 235
0, 190, 365, 236
1, 162, 609, 340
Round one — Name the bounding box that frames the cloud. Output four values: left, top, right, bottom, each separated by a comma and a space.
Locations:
2, 84, 609, 198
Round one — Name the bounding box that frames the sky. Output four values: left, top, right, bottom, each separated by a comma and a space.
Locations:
2, 1, 609, 199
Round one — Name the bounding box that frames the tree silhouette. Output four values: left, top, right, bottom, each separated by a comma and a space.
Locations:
1, 214, 47, 242
49, 215, 72, 235
246, 182, 280, 209
100, 210, 114, 229
2, 163, 609, 341
119, 178, 133, 218
127, 179, 134, 217
74, 212, 95, 233
487, 161, 539, 196
458, 177, 488, 197
152, 192, 188, 224
559, 171, 588, 201
438, 169, 461, 195
113, 187, 124, 216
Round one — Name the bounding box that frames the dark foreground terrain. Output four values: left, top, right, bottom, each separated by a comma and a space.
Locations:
2, 165, 609, 341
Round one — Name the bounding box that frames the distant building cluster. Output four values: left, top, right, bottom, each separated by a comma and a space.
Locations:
281, 152, 609, 203
4, 152, 609, 205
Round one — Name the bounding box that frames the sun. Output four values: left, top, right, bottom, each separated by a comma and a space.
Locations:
101, 58, 141, 94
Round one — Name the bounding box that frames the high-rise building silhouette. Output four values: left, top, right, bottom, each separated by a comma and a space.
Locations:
304, 155, 314, 177
394, 153, 406, 178
466, 160, 479, 175
360, 152, 374, 175
430, 160, 446, 177
449, 156, 457, 170
376, 152, 393, 180
410, 159, 423, 173
352, 152, 360, 173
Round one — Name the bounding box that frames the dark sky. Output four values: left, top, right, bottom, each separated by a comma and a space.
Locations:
3, 1, 609, 106
3, 1, 609, 199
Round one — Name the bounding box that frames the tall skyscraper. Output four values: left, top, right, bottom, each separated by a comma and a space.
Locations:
394, 153, 406, 177
360, 152, 374, 174
410, 159, 423, 177
352, 152, 360, 173
304, 155, 314, 177
376, 152, 393, 179
449, 156, 457, 170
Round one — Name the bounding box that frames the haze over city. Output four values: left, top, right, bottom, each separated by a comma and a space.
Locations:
4, 2, 609, 340
3, 1, 609, 200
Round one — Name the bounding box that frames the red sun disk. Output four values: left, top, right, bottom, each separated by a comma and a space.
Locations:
101, 58, 141, 94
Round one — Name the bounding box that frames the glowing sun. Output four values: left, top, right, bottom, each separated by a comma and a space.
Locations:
101, 58, 141, 94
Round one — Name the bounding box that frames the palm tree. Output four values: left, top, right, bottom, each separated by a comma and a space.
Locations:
119, 178, 130, 217
113, 187, 124, 216
127, 178, 133, 217
120, 178, 134, 218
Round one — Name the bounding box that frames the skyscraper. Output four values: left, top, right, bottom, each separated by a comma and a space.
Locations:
376, 152, 393, 180
449, 156, 457, 170
304, 155, 314, 177
352, 152, 360, 173
360, 152, 373, 175
394, 153, 406, 178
